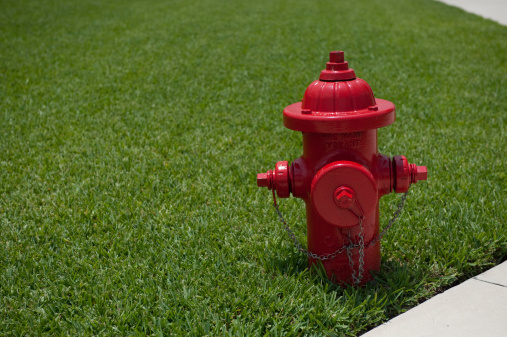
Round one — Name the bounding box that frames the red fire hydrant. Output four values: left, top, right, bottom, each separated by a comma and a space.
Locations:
257, 51, 427, 286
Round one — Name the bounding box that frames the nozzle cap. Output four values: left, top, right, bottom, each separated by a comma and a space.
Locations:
257, 172, 271, 188
412, 165, 428, 183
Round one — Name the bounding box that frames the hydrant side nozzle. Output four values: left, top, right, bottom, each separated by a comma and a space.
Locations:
257, 161, 291, 198
393, 156, 428, 193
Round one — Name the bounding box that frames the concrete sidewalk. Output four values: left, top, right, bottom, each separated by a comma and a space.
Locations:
436, 0, 507, 25
362, 261, 507, 337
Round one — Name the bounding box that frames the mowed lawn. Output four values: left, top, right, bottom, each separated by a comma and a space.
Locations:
1, 0, 506, 335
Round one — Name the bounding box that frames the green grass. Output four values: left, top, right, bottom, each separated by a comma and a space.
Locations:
1, 0, 506, 335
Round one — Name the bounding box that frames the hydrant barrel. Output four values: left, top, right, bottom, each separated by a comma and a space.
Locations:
257, 51, 427, 286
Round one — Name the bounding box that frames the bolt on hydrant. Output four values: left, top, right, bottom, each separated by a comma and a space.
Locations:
257, 51, 427, 286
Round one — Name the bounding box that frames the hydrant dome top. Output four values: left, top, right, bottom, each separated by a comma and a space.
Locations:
302, 78, 376, 113
283, 51, 396, 133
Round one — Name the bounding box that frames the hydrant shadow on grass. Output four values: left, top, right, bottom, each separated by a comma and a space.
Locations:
264, 250, 441, 334
263, 226, 419, 284
267, 250, 429, 295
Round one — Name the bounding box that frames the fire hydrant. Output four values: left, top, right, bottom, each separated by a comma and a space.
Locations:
257, 51, 427, 286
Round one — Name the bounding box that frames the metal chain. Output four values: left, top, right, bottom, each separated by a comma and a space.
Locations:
272, 189, 409, 284
347, 219, 365, 285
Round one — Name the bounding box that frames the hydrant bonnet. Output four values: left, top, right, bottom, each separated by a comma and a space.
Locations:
283, 51, 396, 133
